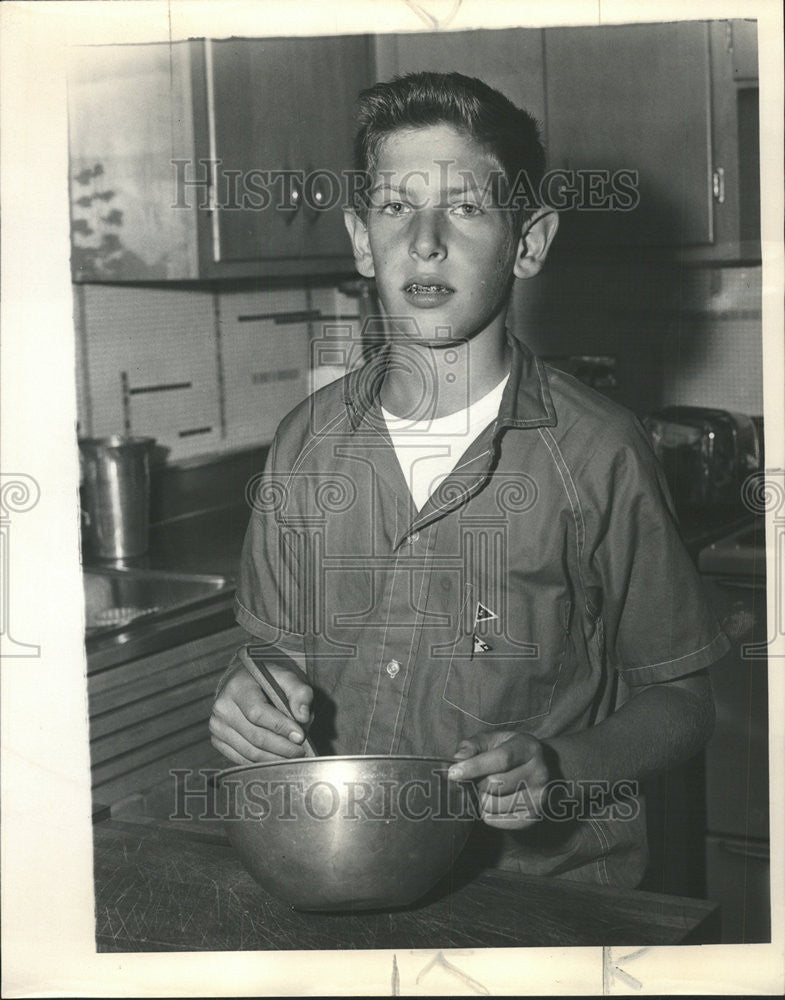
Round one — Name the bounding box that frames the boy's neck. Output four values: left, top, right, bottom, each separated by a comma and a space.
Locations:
379, 317, 513, 421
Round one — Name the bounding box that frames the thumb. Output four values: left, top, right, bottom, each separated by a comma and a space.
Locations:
275, 667, 313, 724
453, 733, 492, 760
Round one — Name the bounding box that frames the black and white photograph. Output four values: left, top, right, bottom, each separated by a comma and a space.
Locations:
1, 0, 783, 995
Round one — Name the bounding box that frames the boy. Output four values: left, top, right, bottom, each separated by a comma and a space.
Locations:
210, 72, 728, 887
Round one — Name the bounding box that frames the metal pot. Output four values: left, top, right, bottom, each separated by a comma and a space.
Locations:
79, 435, 156, 559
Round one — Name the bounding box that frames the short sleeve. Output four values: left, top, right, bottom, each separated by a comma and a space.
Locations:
588, 418, 730, 686
234, 435, 306, 662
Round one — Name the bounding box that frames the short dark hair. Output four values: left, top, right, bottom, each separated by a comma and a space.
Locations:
353, 71, 545, 223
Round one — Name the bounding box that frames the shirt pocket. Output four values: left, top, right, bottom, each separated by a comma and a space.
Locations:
441, 590, 572, 728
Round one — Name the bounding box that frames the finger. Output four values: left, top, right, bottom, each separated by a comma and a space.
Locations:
238, 694, 309, 748
210, 730, 298, 766
478, 788, 542, 827
476, 757, 549, 796
452, 739, 480, 761
210, 714, 306, 762
448, 734, 497, 779
479, 785, 540, 815
210, 734, 251, 766
215, 696, 306, 755
481, 810, 541, 830
210, 706, 307, 760
448, 736, 539, 783
272, 665, 314, 725
223, 670, 310, 746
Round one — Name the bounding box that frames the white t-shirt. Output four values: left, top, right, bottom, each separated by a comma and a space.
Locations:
381, 374, 510, 510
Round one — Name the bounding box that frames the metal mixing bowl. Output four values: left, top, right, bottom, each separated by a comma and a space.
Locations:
216, 755, 478, 911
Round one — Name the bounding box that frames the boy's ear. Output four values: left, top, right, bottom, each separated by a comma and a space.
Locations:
513, 207, 559, 279
343, 210, 375, 278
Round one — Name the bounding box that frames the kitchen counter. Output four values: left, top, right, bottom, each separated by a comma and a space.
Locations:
91, 501, 754, 581
88, 502, 251, 579
93, 817, 720, 950
84, 504, 250, 670
83, 497, 754, 672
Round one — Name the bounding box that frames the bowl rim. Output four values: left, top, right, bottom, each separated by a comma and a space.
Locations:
214, 754, 461, 779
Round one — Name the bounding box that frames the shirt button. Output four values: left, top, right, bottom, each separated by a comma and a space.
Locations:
408, 532, 419, 544
386, 659, 401, 678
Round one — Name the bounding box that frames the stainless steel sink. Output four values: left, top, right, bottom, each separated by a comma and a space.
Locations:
83, 566, 234, 637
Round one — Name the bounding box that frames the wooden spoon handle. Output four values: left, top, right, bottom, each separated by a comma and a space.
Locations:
238, 646, 318, 757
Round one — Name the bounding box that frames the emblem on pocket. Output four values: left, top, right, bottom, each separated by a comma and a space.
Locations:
472, 634, 493, 654
474, 602, 498, 624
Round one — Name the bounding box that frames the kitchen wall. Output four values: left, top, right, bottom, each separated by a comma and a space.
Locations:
512, 259, 763, 418
73, 278, 365, 464
74, 261, 763, 465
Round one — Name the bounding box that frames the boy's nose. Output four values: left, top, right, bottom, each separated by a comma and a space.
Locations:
408, 212, 446, 261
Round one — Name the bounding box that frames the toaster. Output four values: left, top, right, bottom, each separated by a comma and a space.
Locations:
643, 406, 760, 510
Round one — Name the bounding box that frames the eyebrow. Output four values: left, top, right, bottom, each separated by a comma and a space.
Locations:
368, 182, 488, 198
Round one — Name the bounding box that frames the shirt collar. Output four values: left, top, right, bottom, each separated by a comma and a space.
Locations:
496, 334, 557, 429
342, 325, 557, 432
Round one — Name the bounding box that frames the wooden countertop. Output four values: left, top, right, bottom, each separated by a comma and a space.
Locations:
93, 818, 720, 951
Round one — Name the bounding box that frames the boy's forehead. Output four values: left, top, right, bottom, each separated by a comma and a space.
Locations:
371, 124, 501, 191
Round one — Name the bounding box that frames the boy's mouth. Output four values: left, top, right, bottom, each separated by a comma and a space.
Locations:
403, 281, 454, 296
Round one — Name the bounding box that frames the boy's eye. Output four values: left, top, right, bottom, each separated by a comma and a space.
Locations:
380, 201, 411, 216
452, 203, 482, 217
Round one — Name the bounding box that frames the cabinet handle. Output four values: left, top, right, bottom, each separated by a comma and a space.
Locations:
204, 40, 221, 263
304, 167, 329, 224
284, 172, 302, 225
717, 839, 770, 862
711, 577, 764, 591
712, 167, 726, 204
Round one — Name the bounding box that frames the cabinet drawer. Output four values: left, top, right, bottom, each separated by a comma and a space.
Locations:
90, 694, 217, 767
705, 834, 770, 943
90, 671, 223, 742
88, 625, 246, 695
701, 577, 769, 840
91, 718, 213, 787
90, 651, 228, 717
88, 625, 245, 807
92, 729, 226, 810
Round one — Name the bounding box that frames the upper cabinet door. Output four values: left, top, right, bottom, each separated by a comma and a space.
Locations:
206, 38, 306, 264
708, 20, 760, 262
544, 23, 714, 249
295, 34, 373, 258
201, 34, 371, 272
68, 43, 200, 281
374, 28, 546, 127
69, 36, 372, 282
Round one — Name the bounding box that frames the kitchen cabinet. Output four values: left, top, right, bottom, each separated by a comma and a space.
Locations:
700, 574, 770, 942
544, 22, 713, 250
543, 20, 759, 259
68, 44, 199, 281
705, 833, 770, 944
373, 27, 546, 128
89, 624, 246, 810
68, 36, 371, 281
201, 36, 370, 268
707, 20, 761, 260
375, 21, 758, 260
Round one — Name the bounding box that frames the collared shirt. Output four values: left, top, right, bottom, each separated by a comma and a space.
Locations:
234, 331, 729, 887
381, 372, 509, 509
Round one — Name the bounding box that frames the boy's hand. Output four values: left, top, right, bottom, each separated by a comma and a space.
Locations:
209, 661, 314, 765
447, 730, 550, 829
